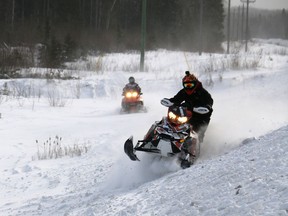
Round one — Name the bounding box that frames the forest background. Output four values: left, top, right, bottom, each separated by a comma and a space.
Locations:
0, 0, 287, 71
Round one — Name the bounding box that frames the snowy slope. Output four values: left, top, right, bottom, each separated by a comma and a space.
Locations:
0, 40, 287, 216
74, 126, 288, 216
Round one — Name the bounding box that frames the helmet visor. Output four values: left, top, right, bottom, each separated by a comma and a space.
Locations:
183, 82, 195, 89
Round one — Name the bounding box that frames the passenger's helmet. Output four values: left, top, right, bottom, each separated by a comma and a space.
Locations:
129, 76, 135, 84
182, 71, 197, 90
167, 105, 191, 126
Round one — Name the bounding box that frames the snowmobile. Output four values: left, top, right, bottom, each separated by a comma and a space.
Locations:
124, 100, 209, 169
121, 89, 146, 113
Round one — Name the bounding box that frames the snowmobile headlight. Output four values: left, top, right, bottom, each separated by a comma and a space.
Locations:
126, 92, 132, 98
125, 92, 138, 98
168, 111, 177, 120
177, 116, 188, 124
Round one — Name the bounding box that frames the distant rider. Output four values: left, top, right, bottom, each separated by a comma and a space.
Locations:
161, 71, 213, 143
123, 76, 142, 95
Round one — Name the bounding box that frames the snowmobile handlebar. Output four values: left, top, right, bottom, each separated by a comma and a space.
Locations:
161, 98, 210, 115
192, 107, 210, 114
160, 98, 174, 107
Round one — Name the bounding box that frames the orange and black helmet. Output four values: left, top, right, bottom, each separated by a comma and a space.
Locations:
182, 71, 197, 89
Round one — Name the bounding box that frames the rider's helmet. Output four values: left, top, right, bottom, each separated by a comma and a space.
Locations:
167, 105, 192, 126
182, 71, 198, 92
129, 76, 135, 84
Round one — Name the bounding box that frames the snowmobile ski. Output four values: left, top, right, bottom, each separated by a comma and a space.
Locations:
124, 136, 140, 161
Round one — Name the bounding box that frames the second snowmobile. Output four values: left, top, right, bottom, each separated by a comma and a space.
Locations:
121, 90, 146, 113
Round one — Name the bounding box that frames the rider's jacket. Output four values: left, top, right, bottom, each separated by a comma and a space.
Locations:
123, 83, 141, 95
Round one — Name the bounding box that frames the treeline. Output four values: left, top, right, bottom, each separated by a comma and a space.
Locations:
227, 7, 288, 41
250, 8, 288, 39
0, 0, 287, 71
0, 0, 224, 53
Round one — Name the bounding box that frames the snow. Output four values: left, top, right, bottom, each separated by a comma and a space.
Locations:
0, 39, 288, 216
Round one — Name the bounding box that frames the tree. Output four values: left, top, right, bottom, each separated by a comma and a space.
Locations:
282, 9, 288, 39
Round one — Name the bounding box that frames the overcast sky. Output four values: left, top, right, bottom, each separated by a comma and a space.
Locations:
230, 0, 288, 10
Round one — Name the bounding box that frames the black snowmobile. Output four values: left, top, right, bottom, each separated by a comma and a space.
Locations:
124, 99, 209, 169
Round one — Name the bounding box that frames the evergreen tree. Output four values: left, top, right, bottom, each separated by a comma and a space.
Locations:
63, 34, 77, 62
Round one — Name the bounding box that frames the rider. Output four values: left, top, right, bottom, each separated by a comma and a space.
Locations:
123, 76, 141, 95
162, 71, 213, 143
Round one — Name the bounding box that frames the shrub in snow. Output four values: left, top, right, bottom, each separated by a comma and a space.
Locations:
33, 136, 90, 160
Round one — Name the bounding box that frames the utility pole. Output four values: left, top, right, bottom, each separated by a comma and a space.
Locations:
140, 0, 147, 72
199, 0, 203, 56
240, 0, 256, 52
241, 3, 244, 41
237, 6, 241, 41
227, 0, 231, 54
